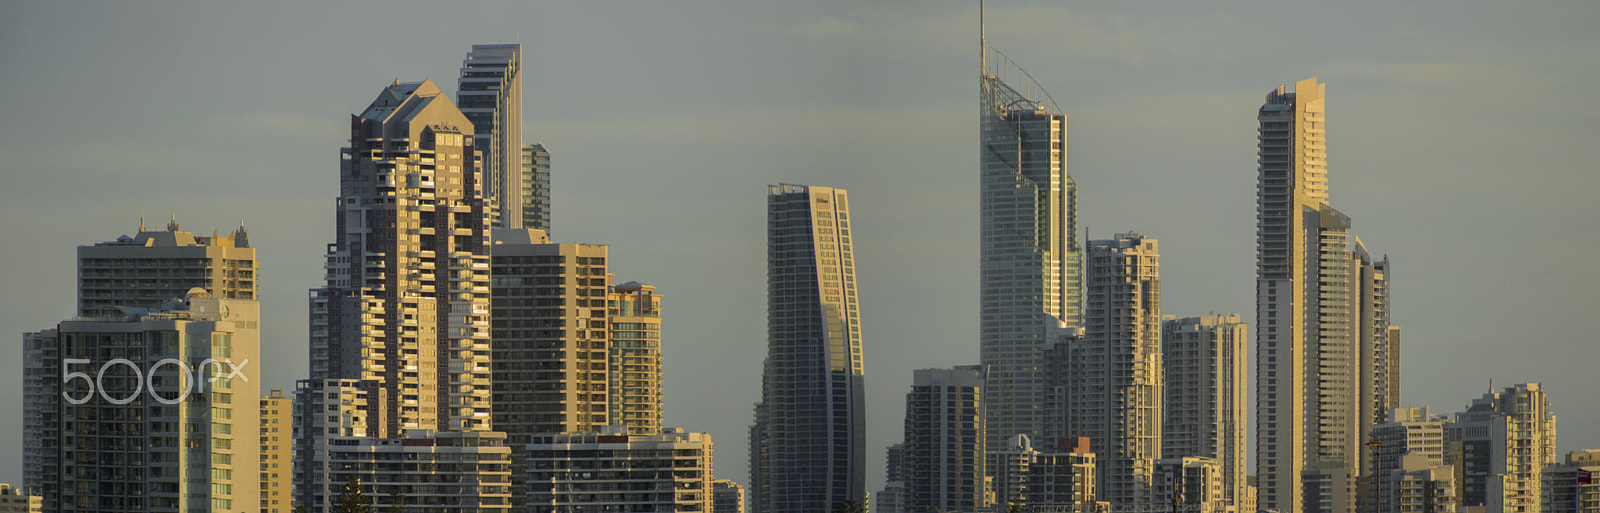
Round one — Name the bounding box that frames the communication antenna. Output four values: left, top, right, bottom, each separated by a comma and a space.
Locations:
979, 0, 986, 76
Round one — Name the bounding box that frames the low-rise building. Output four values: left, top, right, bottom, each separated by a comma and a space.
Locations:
524, 426, 716, 512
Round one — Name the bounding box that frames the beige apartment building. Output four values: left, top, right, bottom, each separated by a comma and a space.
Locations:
524, 427, 716, 511
77, 219, 256, 319
608, 281, 664, 435
0, 484, 40, 513
260, 390, 292, 513
1162, 315, 1249, 510
26, 292, 260, 512
1447, 383, 1558, 513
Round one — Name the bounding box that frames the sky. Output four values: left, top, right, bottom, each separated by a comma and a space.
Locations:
1, 0, 1596, 494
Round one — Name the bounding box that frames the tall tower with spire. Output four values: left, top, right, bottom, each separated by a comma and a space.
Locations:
978, 2, 1080, 451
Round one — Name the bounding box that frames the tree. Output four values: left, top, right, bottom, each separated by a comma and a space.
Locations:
833, 499, 864, 513
385, 489, 408, 513
333, 475, 374, 513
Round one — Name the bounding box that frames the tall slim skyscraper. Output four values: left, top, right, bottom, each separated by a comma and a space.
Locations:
1256, 78, 1369, 513
903, 366, 987, 513
1162, 315, 1248, 509
979, 28, 1079, 451
751, 184, 865, 513
1067, 233, 1162, 507
457, 44, 525, 228
308, 79, 492, 435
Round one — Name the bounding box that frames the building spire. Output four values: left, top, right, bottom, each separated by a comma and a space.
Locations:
980, 0, 986, 77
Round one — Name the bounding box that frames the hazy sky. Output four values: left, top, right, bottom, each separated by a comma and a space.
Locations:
2, 0, 1596, 493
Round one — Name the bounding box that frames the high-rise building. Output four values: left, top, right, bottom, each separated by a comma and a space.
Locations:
27, 292, 260, 513
1162, 315, 1248, 509
1357, 241, 1402, 490
457, 44, 524, 229
608, 280, 664, 435
77, 219, 255, 318
260, 389, 293, 513
1048, 233, 1162, 507
486, 228, 609, 508
1446, 383, 1558, 513
309, 430, 512, 513
751, 184, 865, 513
1541, 450, 1600, 513
714, 479, 747, 513
903, 366, 987, 513
298, 78, 495, 509
521, 143, 552, 232
1383, 454, 1457, 513
1369, 408, 1447, 513
308, 78, 492, 434
487, 228, 610, 438
1257, 77, 1388, 513
1154, 457, 1230, 513
979, 36, 1079, 452
524, 427, 716, 511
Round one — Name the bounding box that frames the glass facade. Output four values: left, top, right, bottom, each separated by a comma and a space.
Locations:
752, 184, 865, 513
979, 48, 1079, 450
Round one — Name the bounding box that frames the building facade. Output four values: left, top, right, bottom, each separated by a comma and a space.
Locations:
520, 143, 552, 233
524, 427, 715, 512
1446, 383, 1558, 513
1542, 450, 1600, 513
1154, 457, 1230, 513
27, 293, 260, 513
77, 219, 256, 319
457, 44, 523, 229
1370, 408, 1447, 513
309, 78, 493, 434
903, 366, 986, 513
1162, 314, 1248, 509
260, 390, 293, 513
713, 480, 747, 513
0, 484, 40, 513
979, 45, 1080, 452
608, 281, 664, 435
1049, 233, 1162, 507
1257, 77, 1388, 513
301, 430, 512, 513
751, 184, 866, 513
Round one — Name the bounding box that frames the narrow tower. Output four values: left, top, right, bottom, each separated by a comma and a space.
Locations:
978, 4, 1080, 451
751, 184, 866, 513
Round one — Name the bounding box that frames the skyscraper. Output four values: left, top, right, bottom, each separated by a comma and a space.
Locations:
1356, 241, 1402, 478
308, 78, 492, 434
1065, 233, 1162, 507
457, 44, 525, 229
903, 366, 987, 513
1162, 315, 1248, 509
1256, 78, 1369, 513
751, 184, 865, 513
979, 25, 1079, 452
297, 79, 497, 510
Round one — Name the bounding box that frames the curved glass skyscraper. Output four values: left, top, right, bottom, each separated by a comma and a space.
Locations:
751, 184, 866, 513
979, 47, 1080, 451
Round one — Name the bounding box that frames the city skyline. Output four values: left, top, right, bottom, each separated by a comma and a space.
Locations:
1, 0, 1596, 497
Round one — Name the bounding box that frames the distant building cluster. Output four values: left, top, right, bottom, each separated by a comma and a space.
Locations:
13, 25, 1588, 513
